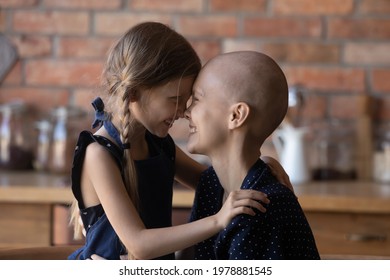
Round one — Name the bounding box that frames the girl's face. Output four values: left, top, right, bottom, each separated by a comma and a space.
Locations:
131, 77, 195, 138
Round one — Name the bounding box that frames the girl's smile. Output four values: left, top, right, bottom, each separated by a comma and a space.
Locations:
130, 77, 195, 138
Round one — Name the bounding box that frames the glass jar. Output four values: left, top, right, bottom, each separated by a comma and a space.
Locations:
49, 106, 86, 174
373, 124, 390, 183
0, 101, 34, 170
310, 121, 357, 180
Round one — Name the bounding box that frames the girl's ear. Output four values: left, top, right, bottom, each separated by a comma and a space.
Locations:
228, 102, 250, 129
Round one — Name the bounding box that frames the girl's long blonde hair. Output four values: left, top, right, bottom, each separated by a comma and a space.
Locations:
70, 22, 201, 245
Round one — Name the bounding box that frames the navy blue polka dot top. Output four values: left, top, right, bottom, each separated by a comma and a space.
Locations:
190, 159, 320, 260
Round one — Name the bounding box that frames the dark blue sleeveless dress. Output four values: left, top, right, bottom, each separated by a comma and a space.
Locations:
68, 103, 176, 260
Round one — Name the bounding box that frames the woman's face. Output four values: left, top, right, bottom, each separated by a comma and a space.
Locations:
131, 77, 195, 138
184, 68, 230, 156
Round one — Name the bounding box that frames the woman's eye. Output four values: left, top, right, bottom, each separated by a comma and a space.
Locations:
187, 98, 199, 110
185, 97, 192, 107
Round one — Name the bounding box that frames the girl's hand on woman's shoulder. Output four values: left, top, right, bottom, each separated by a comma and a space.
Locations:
215, 189, 270, 229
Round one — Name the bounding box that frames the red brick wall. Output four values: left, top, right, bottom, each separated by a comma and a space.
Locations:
1, 0, 389, 126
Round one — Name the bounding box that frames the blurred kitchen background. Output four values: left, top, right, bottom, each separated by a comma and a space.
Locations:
0, 0, 390, 258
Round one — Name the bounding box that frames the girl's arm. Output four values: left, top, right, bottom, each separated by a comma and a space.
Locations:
84, 143, 268, 260
174, 145, 206, 190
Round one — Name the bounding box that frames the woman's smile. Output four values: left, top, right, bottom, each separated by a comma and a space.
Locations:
189, 125, 197, 134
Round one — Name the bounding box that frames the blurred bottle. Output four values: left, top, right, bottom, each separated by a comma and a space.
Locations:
33, 120, 52, 171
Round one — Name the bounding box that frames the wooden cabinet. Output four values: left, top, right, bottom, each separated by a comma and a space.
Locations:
0, 203, 51, 247
296, 181, 390, 257
306, 212, 390, 256
0, 171, 390, 257
0, 172, 81, 248
0, 202, 83, 248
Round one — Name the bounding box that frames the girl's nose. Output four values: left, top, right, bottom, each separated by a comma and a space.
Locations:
176, 109, 184, 118
176, 101, 188, 118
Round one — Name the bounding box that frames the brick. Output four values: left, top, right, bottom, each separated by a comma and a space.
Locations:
328, 19, 390, 40
329, 95, 363, 119
95, 13, 171, 36
0, 88, 70, 113
284, 66, 365, 92
300, 95, 327, 120
130, 0, 202, 12
261, 42, 340, 63
73, 88, 99, 127
73, 88, 100, 110
244, 17, 322, 38
222, 39, 259, 53
344, 43, 390, 65
43, 0, 122, 9
25, 60, 103, 87
10, 35, 52, 58
372, 69, 390, 93
209, 0, 266, 12
58, 37, 114, 58
190, 40, 221, 64
12, 11, 89, 35
358, 0, 390, 15
1, 61, 22, 86
178, 16, 237, 37
274, 0, 353, 15
0, 0, 38, 8
73, 89, 124, 130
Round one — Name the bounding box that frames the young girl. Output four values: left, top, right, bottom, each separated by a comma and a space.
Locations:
68, 22, 286, 260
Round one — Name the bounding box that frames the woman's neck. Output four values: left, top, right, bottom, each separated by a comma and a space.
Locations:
209, 138, 260, 201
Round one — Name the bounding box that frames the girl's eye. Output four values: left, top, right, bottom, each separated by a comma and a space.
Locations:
170, 96, 179, 103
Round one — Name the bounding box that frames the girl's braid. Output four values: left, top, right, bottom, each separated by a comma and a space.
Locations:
118, 85, 139, 210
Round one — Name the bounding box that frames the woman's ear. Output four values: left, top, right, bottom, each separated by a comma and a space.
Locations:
228, 102, 250, 129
